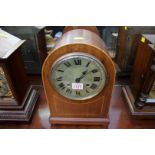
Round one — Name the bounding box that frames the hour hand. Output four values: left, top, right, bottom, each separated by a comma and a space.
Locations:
75, 70, 88, 83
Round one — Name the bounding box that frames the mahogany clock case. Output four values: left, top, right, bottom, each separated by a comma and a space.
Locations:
0, 29, 39, 122
0, 47, 39, 122
115, 26, 155, 76
42, 29, 115, 127
63, 26, 100, 36
1, 26, 48, 74
122, 34, 155, 118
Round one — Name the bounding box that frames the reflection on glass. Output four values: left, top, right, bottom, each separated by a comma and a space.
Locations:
0, 67, 13, 99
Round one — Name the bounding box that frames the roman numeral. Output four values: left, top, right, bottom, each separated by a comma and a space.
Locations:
56, 77, 63, 81
64, 61, 71, 67
66, 88, 72, 94
92, 69, 98, 73
94, 77, 100, 81
90, 83, 97, 90
58, 83, 65, 90
76, 91, 80, 96
86, 89, 90, 93
74, 59, 81, 65
85, 62, 90, 67
57, 69, 64, 72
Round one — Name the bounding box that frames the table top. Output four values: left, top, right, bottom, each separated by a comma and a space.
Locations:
0, 29, 25, 59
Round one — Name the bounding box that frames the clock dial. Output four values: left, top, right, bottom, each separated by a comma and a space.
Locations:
49, 53, 107, 100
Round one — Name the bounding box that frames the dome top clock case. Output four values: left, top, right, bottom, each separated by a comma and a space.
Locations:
42, 29, 115, 127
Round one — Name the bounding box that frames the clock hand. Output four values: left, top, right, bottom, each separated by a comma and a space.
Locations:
75, 70, 88, 83
76, 69, 98, 82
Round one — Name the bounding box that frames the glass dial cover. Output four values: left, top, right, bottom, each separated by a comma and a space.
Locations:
49, 53, 107, 100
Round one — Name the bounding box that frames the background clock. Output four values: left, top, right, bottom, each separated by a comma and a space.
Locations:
0, 29, 39, 122
42, 29, 115, 128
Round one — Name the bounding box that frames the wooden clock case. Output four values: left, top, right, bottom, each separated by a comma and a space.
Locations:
115, 26, 155, 76
122, 34, 155, 118
0, 29, 39, 122
42, 29, 115, 127
63, 26, 100, 36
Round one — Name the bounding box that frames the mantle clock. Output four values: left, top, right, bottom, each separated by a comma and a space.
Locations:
42, 29, 115, 128
0, 29, 39, 122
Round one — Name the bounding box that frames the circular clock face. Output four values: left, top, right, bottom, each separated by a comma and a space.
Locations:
49, 53, 107, 100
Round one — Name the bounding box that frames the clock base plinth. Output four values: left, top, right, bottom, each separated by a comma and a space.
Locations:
0, 85, 39, 122
50, 117, 109, 128
122, 85, 155, 119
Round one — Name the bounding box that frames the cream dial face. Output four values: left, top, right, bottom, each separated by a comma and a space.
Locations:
49, 53, 107, 100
